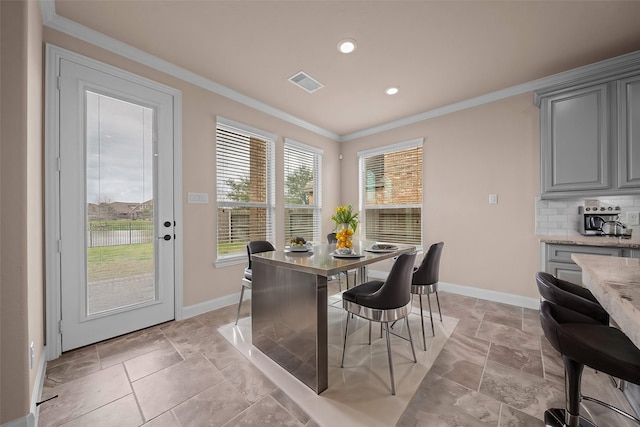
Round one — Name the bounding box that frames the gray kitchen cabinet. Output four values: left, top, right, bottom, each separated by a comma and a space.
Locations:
535, 57, 640, 199
546, 261, 585, 286
618, 74, 640, 189
545, 243, 623, 285
540, 84, 611, 196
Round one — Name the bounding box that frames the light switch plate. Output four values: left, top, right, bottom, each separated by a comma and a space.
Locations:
627, 211, 640, 226
489, 194, 498, 204
188, 192, 209, 204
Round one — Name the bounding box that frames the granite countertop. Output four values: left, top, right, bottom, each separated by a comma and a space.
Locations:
571, 254, 640, 348
539, 234, 640, 248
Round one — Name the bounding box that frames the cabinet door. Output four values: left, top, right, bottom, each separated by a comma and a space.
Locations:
618, 75, 640, 188
541, 84, 611, 194
547, 261, 584, 286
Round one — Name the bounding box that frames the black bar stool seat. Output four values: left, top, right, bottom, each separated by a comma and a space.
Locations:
536, 271, 609, 325
540, 301, 640, 427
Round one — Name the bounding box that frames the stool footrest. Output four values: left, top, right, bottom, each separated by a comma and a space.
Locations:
581, 395, 640, 425
544, 408, 597, 427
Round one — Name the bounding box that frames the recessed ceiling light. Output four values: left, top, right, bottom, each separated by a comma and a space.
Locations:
338, 39, 357, 54
385, 87, 399, 95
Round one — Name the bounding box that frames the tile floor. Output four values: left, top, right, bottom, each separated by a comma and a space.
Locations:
217, 293, 457, 427
38, 283, 637, 427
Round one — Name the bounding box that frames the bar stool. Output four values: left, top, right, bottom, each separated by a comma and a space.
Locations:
234, 240, 275, 325
341, 252, 417, 395
535, 271, 609, 325
411, 242, 444, 350
539, 301, 640, 427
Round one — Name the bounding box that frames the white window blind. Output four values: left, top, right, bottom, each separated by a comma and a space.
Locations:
216, 118, 275, 261
359, 139, 423, 246
284, 139, 322, 243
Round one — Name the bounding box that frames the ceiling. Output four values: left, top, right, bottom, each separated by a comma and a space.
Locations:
53, 1, 640, 138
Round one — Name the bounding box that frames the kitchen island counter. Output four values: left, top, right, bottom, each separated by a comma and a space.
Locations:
571, 254, 640, 348
250, 241, 415, 394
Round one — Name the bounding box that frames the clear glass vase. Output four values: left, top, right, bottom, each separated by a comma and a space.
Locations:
335, 223, 353, 254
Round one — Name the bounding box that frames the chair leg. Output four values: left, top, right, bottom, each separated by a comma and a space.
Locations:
384, 322, 396, 395
341, 313, 351, 368
235, 285, 246, 325
426, 293, 435, 336
543, 357, 599, 427
564, 356, 591, 427
435, 291, 443, 322
405, 316, 417, 363
345, 271, 349, 289
419, 295, 427, 351
368, 320, 372, 345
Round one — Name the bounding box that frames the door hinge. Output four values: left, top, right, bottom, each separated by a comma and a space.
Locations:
57, 239, 62, 253
57, 76, 61, 91
58, 320, 63, 334
56, 157, 61, 172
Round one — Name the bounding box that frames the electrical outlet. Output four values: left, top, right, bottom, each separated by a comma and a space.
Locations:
627, 211, 640, 226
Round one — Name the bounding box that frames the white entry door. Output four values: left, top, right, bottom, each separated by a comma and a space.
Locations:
58, 58, 176, 351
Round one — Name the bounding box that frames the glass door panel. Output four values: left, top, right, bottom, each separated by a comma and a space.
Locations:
85, 91, 156, 315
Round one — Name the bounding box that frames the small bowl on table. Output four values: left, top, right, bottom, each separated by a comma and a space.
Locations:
335, 247, 352, 255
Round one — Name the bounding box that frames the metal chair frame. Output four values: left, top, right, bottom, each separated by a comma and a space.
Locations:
340, 252, 417, 395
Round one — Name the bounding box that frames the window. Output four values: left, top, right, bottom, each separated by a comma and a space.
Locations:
358, 139, 423, 246
284, 139, 322, 243
216, 118, 275, 262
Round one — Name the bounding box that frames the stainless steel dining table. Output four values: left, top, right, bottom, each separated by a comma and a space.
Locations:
250, 241, 415, 394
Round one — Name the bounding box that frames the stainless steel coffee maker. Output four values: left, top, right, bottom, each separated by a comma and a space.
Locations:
578, 205, 622, 235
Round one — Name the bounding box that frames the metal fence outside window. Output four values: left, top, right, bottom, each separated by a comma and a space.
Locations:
87, 222, 155, 247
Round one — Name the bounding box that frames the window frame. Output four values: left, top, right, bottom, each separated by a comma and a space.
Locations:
357, 138, 424, 249
283, 138, 323, 243
215, 117, 276, 265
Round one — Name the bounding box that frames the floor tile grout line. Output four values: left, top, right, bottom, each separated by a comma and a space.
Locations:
478, 341, 492, 393
40, 295, 625, 427
269, 388, 310, 426
122, 361, 146, 424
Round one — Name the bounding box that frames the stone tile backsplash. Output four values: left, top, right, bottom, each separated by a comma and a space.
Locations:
536, 196, 640, 235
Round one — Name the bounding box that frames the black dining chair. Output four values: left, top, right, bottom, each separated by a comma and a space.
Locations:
535, 271, 609, 325
411, 242, 444, 349
340, 251, 417, 395
235, 240, 275, 325
539, 301, 640, 427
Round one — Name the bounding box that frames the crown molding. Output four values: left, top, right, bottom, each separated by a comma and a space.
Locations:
41, 1, 640, 143
341, 49, 640, 142
41, 2, 341, 142
532, 50, 640, 106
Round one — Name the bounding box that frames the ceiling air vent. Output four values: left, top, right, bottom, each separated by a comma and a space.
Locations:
288, 71, 324, 93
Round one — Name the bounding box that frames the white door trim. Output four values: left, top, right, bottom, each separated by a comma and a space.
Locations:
44, 44, 183, 360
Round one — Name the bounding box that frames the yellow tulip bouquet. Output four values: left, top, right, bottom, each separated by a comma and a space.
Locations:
331, 205, 359, 250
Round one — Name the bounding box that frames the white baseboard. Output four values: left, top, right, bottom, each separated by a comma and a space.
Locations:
438, 282, 539, 310
31, 348, 48, 427
0, 414, 33, 427
1, 348, 47, 427
181, 276, 540, 322
367, 269, 539, 310
182, 290, 247, 319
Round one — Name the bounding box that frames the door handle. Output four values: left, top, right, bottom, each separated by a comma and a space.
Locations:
157, 234, 172, 241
